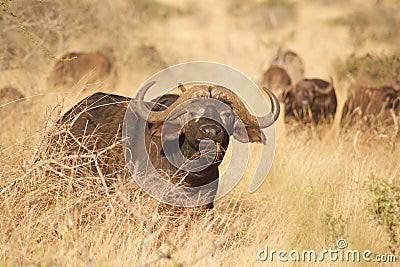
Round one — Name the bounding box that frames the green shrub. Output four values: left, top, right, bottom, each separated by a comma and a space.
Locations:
370, 179, 400, 254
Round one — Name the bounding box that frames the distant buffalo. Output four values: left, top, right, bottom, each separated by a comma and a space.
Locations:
340, 85, 400, 128
48, 52, 117, 89
282, 78, 337, 124
0, 86, 25, 120
262, 66, 291, 99
0, 86, 24, 107
271, 49, 305, 84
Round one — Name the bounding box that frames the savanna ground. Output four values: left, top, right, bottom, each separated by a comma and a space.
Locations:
1, 0, 400, 266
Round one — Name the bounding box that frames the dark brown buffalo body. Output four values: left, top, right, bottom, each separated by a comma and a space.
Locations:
58, 83, 280, 208
282, 78, 337, 124
0, 86, 24, 107
262, 66, 291, 98
50, 52, 114, 86
340, 85, 400, 128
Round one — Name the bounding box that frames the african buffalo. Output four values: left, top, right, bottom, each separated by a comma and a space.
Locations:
340, 85, 400, 128
282, 78, 337, 124
58, 82, 280, 208
261, 66, 291, 99
48, 52, 117, 88
0, 86, 24, 107
271, 49, 305, 83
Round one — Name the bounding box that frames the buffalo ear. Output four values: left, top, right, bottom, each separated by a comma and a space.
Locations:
281, 86, 292, 102
233, 125, 266, 144
381, 93, 396, 109
150, 123, 181, 141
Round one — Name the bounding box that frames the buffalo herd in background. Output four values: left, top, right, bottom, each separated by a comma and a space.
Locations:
1, 49, 399, 136
262, 49, 400, 134
262, 49, 338, 125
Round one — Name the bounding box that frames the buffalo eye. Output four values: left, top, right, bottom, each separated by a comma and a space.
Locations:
220, 110, 234, 124
188, 111, 198, 117
220, 110, 233, 118
187, 107, 204, 118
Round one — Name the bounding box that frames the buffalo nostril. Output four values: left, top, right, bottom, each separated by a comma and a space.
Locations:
200, 126, 208, 134
199, 125, 223, 137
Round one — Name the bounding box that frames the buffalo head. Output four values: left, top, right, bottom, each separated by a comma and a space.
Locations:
124, 82, 280, 207
262, 66, 291, 100
282, 78, 337, 124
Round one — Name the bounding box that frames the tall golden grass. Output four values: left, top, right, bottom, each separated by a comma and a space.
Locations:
1, 0, 399, 266
1, 112, 399, 266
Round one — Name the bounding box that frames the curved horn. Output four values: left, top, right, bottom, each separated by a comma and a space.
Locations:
260, 86, 280, 127
314, 77, 334, 95
211, 85, 280, 128
134, 81, 210, 124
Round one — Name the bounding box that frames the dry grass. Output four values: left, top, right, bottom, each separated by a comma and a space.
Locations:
329, 2, 400, 50
229, 0, 297, 29
1, 0, 400, 266
334, 52, 400, 86
1, 116, 399, 266
0, 113, 245, 266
